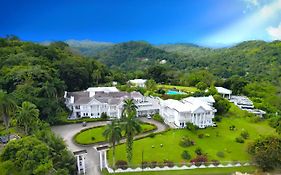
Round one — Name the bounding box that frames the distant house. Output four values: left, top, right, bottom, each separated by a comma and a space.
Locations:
215, 87, 232, 99
159, 59, 167, 64
159, 96, 217, 128
230, 95, 266, 117
64, 87, 159, 119
128, 79, 147, 88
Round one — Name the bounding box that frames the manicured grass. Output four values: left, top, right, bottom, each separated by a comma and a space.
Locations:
74, 123, 156, 145
108, 104, 276, 166
157, 84, 198, 93
102, 166, 257, 175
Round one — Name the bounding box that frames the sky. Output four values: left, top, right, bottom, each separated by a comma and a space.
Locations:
0, 0, 281, 46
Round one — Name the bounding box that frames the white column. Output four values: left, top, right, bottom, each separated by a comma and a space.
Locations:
77, 156, 81, 174
104, 151, 107, 168
99, 152, 103, 170
203, 114, 206, 127
82, 155, 86, 174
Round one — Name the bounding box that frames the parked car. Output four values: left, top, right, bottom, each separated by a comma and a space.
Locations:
0, 136, 8, 144
147, 115, 152, 119
82, 121, 87, 127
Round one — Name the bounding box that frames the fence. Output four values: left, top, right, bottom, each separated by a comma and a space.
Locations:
106, 161, 252, 173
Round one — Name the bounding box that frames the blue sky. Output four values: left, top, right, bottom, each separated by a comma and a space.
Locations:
1, 0, 281, 46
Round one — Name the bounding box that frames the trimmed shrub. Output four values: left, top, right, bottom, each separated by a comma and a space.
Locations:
163, 160, 174, 167
115, 160, 128, 170
211, 160, 220, 166
148, 133, 156, 138
101, 112, 109, 120
229, 125, 236, 131
213, 116, 222, 122
235, 136, 245, 143
185, 122, 199, 132
91, 136, 95, 141
240, 130, 249, 139
181, 150, 191, 160
198, 133, 204, 139
179, 136, 195, 147
190, 155, 208, 166
141, 161, 149, 168
152, 114, 164, 123
150, 161, 157, 168
216, 151, 225, 158
195, 147, 203, 155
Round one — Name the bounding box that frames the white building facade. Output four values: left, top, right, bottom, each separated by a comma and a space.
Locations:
128, 79, 147, 88
159, 96, 216, 128
64, 87, 159, 119
216, 87, 232, 99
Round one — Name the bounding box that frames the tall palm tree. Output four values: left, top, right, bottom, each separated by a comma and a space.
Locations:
92, 69, 102, 85
0, 90, 17, 131
122, 99, 138, 118
103, 120, 122, 171
16, 101, 39, 135
123, 114, 142, 164
121, 99, 141, 164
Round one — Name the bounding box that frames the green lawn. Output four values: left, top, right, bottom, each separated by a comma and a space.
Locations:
108, 104, 276, 166
102, 166, 257, 175
74, 123, 156, 145
157, 84, 198, 93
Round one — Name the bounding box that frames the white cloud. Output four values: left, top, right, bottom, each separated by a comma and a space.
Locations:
246, 0, 260, 6
267, 23, 281, 40
203, 0, 281, 45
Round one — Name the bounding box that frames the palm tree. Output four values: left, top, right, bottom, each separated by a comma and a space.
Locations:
103, 120, 122, 171
0, 90, 17, 131
121, 99, 141, 164
123, 114, 142, 164
122, 99, 138, 118
16, 101, 39, 135
92, 69, 102, 85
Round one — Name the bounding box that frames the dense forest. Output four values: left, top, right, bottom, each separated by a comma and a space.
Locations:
68, 39, 281, 114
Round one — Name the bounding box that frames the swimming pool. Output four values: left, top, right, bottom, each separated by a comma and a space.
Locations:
166, 90, 186, 95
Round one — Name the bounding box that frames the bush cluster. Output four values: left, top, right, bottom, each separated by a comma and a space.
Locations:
181, 150, 191, 160
115, 160, 128, 170
235, 136, 245, 143
179, 136, 195, 147
190, 155, 208, 166
152, 114, 164, 123
240, 130, 249, 139
216, 151, 225, 158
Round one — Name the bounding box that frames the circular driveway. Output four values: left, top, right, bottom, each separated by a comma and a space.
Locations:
51, 118, 167, 175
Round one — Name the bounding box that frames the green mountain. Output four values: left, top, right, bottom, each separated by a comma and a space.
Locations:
94, 41, 181, 70
65, 39, 114, 56
66, 39, 281, 84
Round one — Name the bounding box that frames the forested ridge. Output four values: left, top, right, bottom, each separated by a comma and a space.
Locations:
68, 39, 281, 115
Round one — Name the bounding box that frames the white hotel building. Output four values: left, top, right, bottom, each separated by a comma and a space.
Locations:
159, 96, 217, 128
64, 87, 159, 119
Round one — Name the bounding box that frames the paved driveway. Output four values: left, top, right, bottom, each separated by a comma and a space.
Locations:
51, 118, 167, 175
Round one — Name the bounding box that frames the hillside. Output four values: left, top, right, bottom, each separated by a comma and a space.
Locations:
94, 41, 182, 70
65, 39, 114, 56
157, 43, 213, 57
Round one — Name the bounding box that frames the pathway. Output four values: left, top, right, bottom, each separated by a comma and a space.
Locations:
51, 118, 167, 175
